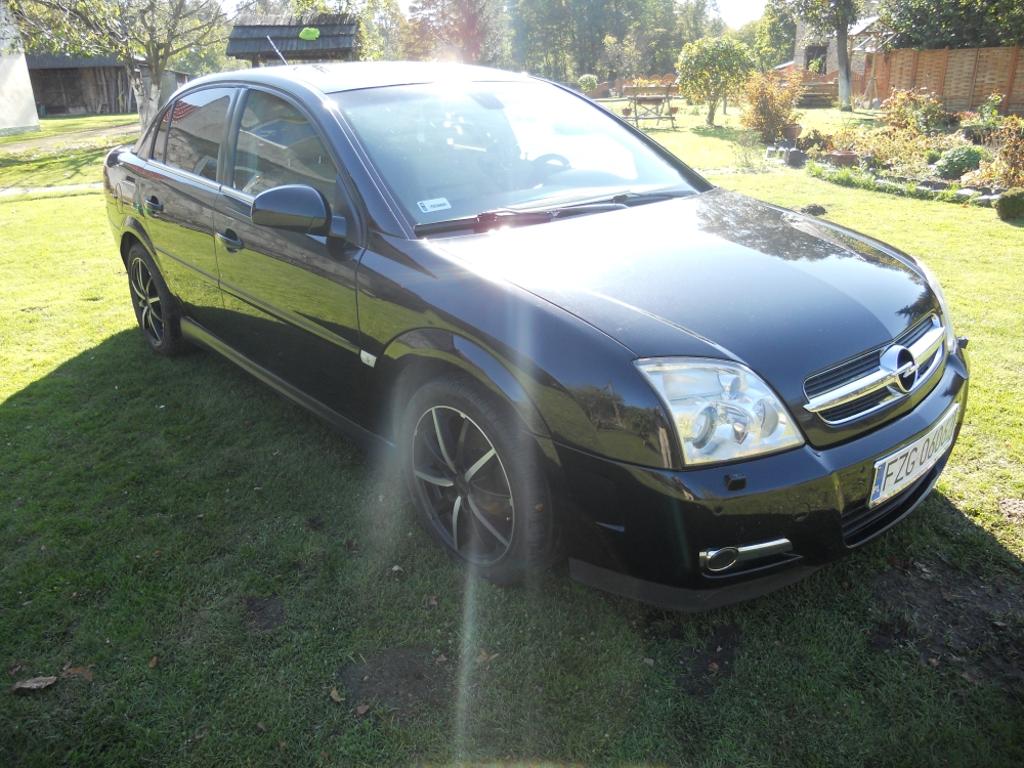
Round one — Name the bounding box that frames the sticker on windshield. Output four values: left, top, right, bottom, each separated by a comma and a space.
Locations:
417, 197, 452, 213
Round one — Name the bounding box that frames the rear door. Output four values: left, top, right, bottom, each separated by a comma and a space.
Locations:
210, 87, 365, 418
138, 86, 236, 326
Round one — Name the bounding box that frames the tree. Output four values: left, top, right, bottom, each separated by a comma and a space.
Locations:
754, 0, 796, 69
677, 35, 753, 125
8, 0, 241, 126
405, 0, 509, 65
509, 0, 572, 80
677, 0, 724, 47
878, 0, 1024, 50
598, 32, 641, 82
785, 0, 860, 110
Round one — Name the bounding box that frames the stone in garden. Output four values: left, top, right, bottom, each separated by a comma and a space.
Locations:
785, 149, 807, 168
972, 195, 999, 207
800, 204, 827, 216
954, 189, 980, 201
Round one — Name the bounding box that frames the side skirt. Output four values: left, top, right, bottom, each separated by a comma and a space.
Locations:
180, 317, 393, 455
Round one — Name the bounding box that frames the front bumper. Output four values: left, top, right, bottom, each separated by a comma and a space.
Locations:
558, 347, 969, 611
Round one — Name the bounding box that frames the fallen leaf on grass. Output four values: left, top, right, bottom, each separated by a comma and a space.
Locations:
256, 722, 268, 733
329, 687, 344, 704
148, 656, 159, 669
707, 661, 720, 674
61, 665, 94, 682
476, 649, 499, 665
354, 703, 370, 716
425, 595, 439, 608
11, 676, 57, 694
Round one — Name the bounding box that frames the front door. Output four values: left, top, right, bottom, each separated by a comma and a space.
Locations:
209, 88, 365, 419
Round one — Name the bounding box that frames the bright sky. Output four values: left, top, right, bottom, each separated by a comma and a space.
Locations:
716, 0, 768, 29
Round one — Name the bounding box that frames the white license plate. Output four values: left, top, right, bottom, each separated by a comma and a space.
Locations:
869, 404, 959, 507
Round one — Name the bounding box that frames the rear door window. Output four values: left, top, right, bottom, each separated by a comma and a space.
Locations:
162, 88, 234, 181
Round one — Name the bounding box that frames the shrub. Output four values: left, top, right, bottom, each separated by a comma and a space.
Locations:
996, 116, 1024, 188
935, 145, 987, 180
996, 187, 1024, 220
740, 71, 803, 144
960, 93, 1004, 144
881, 88, 955, 134
577, 74, 598, 94
797, 128, 833, 153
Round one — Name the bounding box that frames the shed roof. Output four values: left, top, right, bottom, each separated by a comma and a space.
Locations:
226, 14, 357, 61
25, 54, 122, 69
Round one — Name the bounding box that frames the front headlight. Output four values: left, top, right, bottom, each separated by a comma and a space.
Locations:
636, 358, 804, 466
918, 261, 957, 354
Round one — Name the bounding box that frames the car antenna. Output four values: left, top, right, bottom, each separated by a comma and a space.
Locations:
265, 35, 289, 65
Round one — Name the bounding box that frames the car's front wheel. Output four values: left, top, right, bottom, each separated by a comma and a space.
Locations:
401, 374, 559, 584
125, 242, 187, 356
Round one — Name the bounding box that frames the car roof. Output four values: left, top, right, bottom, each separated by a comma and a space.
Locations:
186, 61, 530, 95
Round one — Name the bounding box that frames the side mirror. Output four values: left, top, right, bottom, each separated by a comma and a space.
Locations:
251, 184, 329, 233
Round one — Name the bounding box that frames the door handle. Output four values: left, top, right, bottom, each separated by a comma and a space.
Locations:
144, 196, 163, 214
216, 230, 244, 252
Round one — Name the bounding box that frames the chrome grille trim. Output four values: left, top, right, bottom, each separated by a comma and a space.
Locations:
803, 315, 946, 425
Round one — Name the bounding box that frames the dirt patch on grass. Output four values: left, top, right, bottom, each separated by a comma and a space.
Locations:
872, 561, 1024, 697
674, 623, 741, 696
338, 647, 451, 718
999, 498, 1024, 524
243, 596, 285, 632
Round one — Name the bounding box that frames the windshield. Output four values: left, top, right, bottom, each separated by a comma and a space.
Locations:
332, 80, 700, 227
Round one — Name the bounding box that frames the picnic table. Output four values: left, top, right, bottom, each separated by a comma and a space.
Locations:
621, 85, 678, 129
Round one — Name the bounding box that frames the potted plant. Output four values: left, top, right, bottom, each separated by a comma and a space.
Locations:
782, 121, 803, 142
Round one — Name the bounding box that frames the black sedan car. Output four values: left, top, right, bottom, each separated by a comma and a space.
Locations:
104, 62, 968, 610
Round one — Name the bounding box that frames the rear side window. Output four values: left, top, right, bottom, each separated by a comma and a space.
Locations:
163, 88, 233, 181
231, 90, 336, 200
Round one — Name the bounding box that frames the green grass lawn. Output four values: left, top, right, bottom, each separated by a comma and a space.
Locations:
0, 146, 113, 190
2, 161, 1022, 763
0, 113, 140, 191
0, 114, 138, 148
596, 103, 880, 171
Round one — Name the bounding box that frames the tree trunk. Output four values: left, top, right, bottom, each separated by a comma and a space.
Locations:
128, 66, 156, 127
706, 97, 717, 126
836, 25, 852, 111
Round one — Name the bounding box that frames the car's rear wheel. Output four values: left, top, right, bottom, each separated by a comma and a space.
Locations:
401, 374, 559, 584
126, 242, 187, 356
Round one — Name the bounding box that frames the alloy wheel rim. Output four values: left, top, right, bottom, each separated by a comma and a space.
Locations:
129, 257, 163, 344
412, 405, 515, 565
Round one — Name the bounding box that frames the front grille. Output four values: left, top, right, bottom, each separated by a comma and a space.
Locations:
803, 315, 946, 426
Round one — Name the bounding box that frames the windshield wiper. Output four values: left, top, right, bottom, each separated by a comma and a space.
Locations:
413, 202, 627, 237
607, 188, 695, 206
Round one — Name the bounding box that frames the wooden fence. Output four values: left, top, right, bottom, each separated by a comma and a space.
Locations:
863, 46, 1023, 113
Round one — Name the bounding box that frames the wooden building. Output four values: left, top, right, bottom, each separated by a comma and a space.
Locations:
226, 14, 357, 67
25, 55, 189, 116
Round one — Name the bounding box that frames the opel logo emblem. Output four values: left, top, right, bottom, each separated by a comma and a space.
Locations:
881, 344, 918, 394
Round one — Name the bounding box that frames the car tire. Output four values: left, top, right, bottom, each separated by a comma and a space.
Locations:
125, 242, 188, 356
400, 374, 559, 585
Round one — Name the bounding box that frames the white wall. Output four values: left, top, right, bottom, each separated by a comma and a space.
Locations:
0, 3, 40, 135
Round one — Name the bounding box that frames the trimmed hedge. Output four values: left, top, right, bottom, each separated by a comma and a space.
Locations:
996, 187, 1024, 221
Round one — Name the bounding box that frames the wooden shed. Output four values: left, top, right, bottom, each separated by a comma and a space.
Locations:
226, 14, 357, 67
25, 55, 189, 116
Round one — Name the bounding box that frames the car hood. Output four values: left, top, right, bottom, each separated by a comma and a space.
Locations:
430, 188, 937, 407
